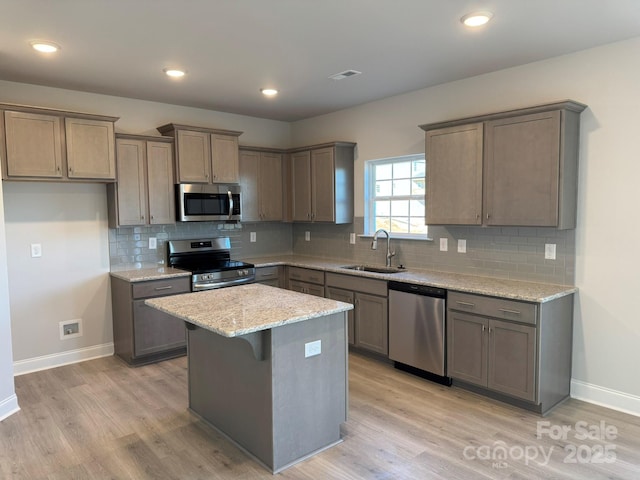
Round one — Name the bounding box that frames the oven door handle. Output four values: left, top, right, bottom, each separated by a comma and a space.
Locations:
227, 190, 234, 220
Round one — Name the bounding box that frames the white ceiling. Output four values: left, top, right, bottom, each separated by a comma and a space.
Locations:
2, 1, 640, 122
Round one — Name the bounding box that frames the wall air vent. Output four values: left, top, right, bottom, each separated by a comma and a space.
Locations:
329, 70, 362, 80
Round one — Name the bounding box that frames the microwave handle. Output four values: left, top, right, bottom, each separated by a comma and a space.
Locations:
227, 190, 234, 220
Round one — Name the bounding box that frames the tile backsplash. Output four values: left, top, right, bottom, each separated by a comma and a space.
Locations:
110, 217, 575, 285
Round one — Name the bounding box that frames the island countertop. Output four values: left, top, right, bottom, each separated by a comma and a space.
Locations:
145, 283, 353, 337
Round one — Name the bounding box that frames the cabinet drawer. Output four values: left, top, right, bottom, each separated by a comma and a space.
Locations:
448, 291, 537, 325
288, 266, 324, 285
255, 266, 281, 282
289, 280, 325, 297
132, 277, 191, 299
325, 272, 387, 297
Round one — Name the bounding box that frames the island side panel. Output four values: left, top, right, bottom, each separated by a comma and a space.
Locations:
271, 311, 348, 472
187, 326, 274, 466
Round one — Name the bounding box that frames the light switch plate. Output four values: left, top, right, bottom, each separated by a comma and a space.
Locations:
305, 231, 311, 242
350, 233, 356, 244
305, 340, 321, 358
148, 237, 157, 250
458, 239, 467, 253
439, 238, 448, 252
30, 243, 42, 258
250, 232, 257, 243
545, 243, 556, 260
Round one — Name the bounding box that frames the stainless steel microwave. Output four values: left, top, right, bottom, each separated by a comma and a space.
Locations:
176, 184, 241, 222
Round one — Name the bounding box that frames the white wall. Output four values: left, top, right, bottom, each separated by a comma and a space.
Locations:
0, 81, 291, 374
0, 179, 18, 421
291, 37, 640, 414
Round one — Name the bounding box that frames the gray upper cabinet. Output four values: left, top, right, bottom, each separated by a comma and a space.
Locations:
290, 142, 355, 224
420, 100, 586, 229
107, 134, 175, 227
239, 148, 284, 222
156, 123, 242, 184
1, 104, 118, 182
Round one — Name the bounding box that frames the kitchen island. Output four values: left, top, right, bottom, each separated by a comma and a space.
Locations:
145, 283, 353, 473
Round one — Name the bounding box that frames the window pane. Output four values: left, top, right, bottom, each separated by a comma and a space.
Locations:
391, 217, 409, 233
411, 178, 425, 195
393, 179, 411, 196
376, 163, 393, 180
375, 217, 391, 230
375, 200, 390, 216
410, 199, 425, 217
409, 219, 428, 234
391, 200, 409, 216
412, 159, 425, 177
393, 162, 411, 179
375, 180, 392, 196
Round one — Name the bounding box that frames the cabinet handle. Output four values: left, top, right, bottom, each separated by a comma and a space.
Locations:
488, 326, 492, 334
476, 213, 480, 220
486, 213, 491, 219
498, 308, 521, 315
309, 277, 321, 283
260, 273, 276, 277
56, 165, 61, 173
141, 215, 145, 220
482, 325, 486, 332
456, 301, 475, 307
68, 167, 73, 174
154, 286, 173, 291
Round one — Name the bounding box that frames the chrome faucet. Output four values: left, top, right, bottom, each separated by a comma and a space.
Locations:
371, 229, 396, 267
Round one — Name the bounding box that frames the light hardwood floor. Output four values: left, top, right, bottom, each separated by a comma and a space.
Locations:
1, 352, 639, 479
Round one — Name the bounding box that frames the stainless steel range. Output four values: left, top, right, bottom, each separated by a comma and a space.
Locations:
167, 237, 255, 291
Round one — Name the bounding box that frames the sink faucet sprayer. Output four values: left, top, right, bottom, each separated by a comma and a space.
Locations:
371, 229, 396, 267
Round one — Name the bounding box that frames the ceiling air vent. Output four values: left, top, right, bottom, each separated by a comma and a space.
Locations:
329, 70, 362, 80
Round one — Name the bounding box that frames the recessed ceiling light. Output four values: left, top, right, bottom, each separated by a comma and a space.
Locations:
163, 68, 186, 78
461, 11, 493, 27
261, 88, 278, 97
30, 41, 60, 53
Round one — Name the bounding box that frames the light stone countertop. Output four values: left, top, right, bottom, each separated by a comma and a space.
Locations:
109, 267, 191, 282
242, 255, 577, 303
145, 283, 353, 337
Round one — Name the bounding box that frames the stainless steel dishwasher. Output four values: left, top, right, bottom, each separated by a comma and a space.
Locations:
388, 281, 450, 385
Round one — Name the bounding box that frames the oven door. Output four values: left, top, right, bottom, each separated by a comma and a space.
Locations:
177, 184, 241, 221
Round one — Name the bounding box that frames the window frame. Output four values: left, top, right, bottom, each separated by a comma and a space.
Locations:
364, 154, 429, 239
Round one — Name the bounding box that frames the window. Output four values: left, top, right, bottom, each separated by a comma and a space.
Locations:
365, 154, 428, 237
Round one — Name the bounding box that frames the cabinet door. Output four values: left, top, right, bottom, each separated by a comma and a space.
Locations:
355, 293, 388, 355
311, 147, 335, 222
176, 130, 211, 182
326, 287, 355, 345
425, 123, 483, 225
488, 319, 537, 402
147, 141, 175, 225
65, 118, 116, 179
255, 266, 281, 287
259, 152, 283, 221
4, 111, 64, 178
132, 300, 186, 357
484, 111, 561, 226
115, 138, 147, 226
447, 311, 488, 386
291, 150, 312, 221
211, 133, 239, 183
239, 150, 261, 221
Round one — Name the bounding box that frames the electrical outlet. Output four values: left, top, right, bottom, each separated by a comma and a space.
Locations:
304, 340, 322, 358
250, 232, 257, 243
59, 319, 82, 340
458, 239, 467, 253
350, 233, 356, 244
305, 231, 311, 242
148, 237, 157, 250
545, 243, 556, 260
439, 238, 448, 252
30, 243, 42, 258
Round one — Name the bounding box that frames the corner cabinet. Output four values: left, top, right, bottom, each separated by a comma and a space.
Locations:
107, 134, 175, 227
420, 100, 587, 229
1, 104, 118, 182
239, 147, 284, 222
156, 123, 242, 184
447, 291, 573, 414
289, 142, 355, 224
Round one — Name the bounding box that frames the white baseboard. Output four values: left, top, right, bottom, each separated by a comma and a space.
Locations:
13, 343, 114, 376
0, 394, 20, 422
571, 379, 640, 418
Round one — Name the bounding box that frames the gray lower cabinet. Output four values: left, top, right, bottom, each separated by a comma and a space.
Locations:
447, 291, 573, 414
325, 273, 388, 356
255, 265, 283, 288
287, 266, 325, 297
326, 287, 355, 345
111, 275, 190, 365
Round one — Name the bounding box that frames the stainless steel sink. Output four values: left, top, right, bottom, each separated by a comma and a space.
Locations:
341, 265, 405, 274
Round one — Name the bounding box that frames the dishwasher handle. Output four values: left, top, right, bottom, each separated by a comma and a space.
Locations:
388, 280, 446, 298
